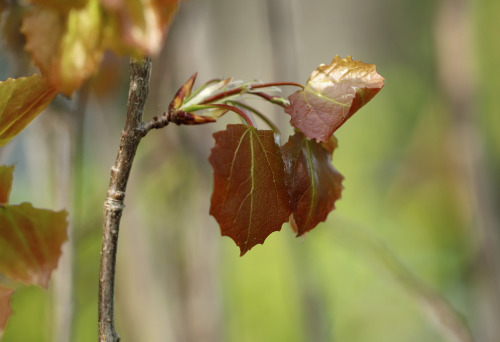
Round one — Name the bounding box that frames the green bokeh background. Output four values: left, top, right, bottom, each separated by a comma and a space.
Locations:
1, 0, 499, 341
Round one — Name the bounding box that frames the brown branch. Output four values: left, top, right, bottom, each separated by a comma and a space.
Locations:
98, 56, 152, 342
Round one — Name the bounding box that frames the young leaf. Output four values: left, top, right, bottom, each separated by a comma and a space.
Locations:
0, 75, 57, 147
0, 166, 68, 288
285, 56, 385, 142
281, 132, 343, 236
0, 286, 14, 338
209, 124, 291, 255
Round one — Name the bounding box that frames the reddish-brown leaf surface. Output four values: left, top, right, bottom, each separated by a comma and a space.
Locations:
285, 56, 385, 142
209, 124, 291, 255
0, 75, 57, 147
0, 286, 14, 339
281, 132, 343, 236
0, 166, 68, 288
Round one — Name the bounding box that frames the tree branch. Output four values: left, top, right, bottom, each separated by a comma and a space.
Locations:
98, 56, 152, 342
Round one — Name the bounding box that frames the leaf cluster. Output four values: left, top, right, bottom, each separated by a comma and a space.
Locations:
163, 56, 384, 255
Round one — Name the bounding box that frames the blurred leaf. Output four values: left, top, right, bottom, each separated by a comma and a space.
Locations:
22, 0, 103, 96
0, 75, 57, 147
209, 124, 291, 255
0, 286, 14, 339
100, 0, 179, 56
281, 132, 343, 236
0, 166, 68, 288
285, 56, 385, 142
21, 0, 180, 95
27, 0, 88, 12
0, 166, 14, 204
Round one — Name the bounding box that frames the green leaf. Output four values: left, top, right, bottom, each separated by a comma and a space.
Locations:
0, 75, 57, 147
281, 133, 343, 236
285, 56, 385, 142
0, 166, 68, 288
209, 124, 292, 255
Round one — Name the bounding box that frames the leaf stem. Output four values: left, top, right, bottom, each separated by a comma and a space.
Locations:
226, 100, 281, 136
201, 81, 303, 105
98, 56, 152, 342
204, 103, 255, 127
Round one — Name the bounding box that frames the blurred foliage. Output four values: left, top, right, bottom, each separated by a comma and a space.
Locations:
1, 0, 499, 341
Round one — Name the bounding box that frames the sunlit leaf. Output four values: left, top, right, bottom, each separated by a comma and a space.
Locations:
0, 166, 68, 288
281, 132, 343, 236
21, 0, 180, 95
28, 0, 88, 12
100, 0, 179, 56
209, 124, 291, 255
0, 285, 14, 339
22, 0, 103, 95
285, 56, 385, 142
0, 75, 57, 147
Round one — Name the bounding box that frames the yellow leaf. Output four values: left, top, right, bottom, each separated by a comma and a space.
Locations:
0, 75, 57, 147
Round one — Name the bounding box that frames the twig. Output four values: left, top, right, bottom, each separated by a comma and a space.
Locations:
98, 56, 152, 342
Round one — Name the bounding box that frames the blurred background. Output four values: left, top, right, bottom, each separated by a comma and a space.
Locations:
1, 0, 500, 341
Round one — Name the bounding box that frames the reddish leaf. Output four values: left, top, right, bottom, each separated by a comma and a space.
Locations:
285, 56, 385, 142
0, 166, 68, 288
0, 286, 14, 338
209, 124, 291, 255
0, 75, 57, 147
281, 132, 343, 236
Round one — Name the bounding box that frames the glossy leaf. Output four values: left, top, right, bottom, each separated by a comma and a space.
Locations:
209, 124, 291, 255
0, 286, 14, 339
285, 56, 385, 142
0, 75, 57, 147
281, 132, 343, 236
0, 166, 68, 288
